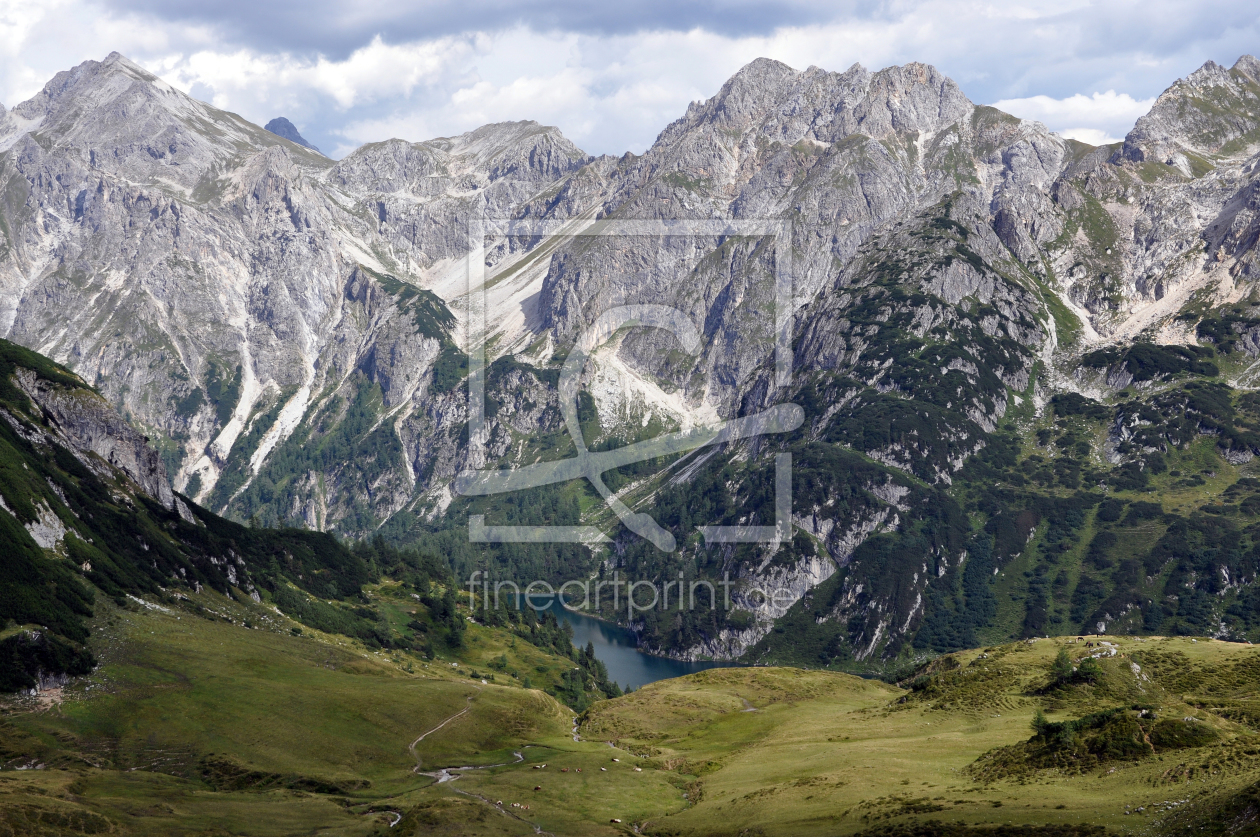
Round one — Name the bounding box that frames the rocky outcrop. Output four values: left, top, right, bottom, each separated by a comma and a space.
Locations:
0, 630, 94, 695
12, 367, 175, 509
530, 58, 1069, 422
0, 336, 391, 692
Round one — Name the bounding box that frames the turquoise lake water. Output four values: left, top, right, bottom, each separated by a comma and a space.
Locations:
532, 597, 735, 691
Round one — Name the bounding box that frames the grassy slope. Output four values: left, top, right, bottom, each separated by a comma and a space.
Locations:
577, 638, 1260, 836
0, 586, 587, 835
2, 584, 1257, 835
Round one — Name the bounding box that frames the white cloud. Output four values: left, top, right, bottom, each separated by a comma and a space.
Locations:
1058, 128, 1123, 146
991, 91, 1157, 145
154, 35, 477, 114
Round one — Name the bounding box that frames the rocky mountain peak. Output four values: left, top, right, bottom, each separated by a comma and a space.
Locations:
3, 51, 194, 145
658, 57, 970, 153
265, 117, 320, 153
1186, 59, 1235, 87
628, 57, 979, 219
436, 120, 589, 181
0, 52, 329, 190
331, 119, 588, 196
1121, 53, 1260, 167
1235, 54, 1260, 83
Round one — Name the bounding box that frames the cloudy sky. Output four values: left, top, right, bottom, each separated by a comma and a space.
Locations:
1, 0, 1257, 158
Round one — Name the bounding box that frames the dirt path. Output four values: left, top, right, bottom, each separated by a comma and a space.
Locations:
406, 690, 553, 835
409, 691, 476, 773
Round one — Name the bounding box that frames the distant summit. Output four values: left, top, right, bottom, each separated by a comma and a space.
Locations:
265, 117, 319, 153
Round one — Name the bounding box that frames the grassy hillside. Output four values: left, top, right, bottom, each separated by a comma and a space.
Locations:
0, 336, 622, 710
0, 336, 391, 690
4, 598, 1255, 835
0, 585, 602, 835
574, 637, 1259, 836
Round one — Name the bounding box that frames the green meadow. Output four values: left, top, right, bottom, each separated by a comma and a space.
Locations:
575, 639, 1260, 835
0, 587, 578, 835
2, 584, 1258, 836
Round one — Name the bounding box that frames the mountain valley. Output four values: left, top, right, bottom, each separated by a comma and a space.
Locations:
1, 48, 1260, 835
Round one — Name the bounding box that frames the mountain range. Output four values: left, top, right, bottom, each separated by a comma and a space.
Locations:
3, 51, 1260, 667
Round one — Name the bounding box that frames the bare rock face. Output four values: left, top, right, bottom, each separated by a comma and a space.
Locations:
13, 367, 175, 509
329, 121, 591, 272
1121, 55, 1260, 166
1044, 58, 1260, 338
0, 53, 328, 191
531, 58, 1070, 421
0, 53, 589, 536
